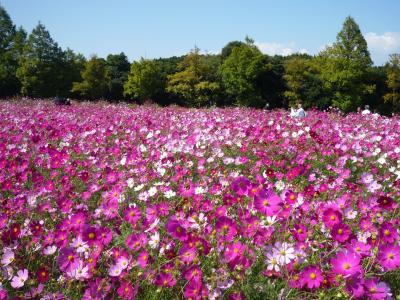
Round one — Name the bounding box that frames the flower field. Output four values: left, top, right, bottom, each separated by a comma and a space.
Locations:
1, 100, 400, 299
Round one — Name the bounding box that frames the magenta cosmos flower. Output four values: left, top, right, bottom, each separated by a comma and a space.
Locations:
364, 278, 392, 300
215, 216, 237, 242
155, 272, 177, 287
117, 281, 136, 300
123, 206, 141, 225
377, 244, 400, 271
322, 208, 342, 228
300, 265, 324, 289
254, 188, 282, 216
331, 250, 361, 277
331, 223, 352, 243
231, 176, 251, 196
379, 222, 398, 243
58, 247, 79, 272
166, 218, 188, 241
292, 224, 308, 242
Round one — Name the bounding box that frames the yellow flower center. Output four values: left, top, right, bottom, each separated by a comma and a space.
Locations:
310, 273, 317, 279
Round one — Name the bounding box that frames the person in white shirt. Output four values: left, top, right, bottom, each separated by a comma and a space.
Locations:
361, 105, 371, 115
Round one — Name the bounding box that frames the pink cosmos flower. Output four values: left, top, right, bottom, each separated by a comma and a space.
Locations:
331, 250, 361, 277
184, 266, 203, 281
215, 216, 237, 242
178, 181, 195, 198
123, 207, 141, 225
377, 244, 400, 271
117, 281, 136, 300
58, 247, 79, 272
137, 251, 149, 269
155, 273, 177, 287
331, 223, 351, 243
364, 278, 392, 300
254, 188, 282, 216
346, 239, 371, 257
11, 269, 28, 289
292, 224, 308, 242
379, 222, 398, 243
231, 176, 251, 196
1, 249, 14, 266
125, 233, 147, 251
166, 218, 188, 241
300, 266, 324, 289
322, 208, 342, 228
179, 245, 197, 264
224, 241, 245, 263
184, 279, 203, 299
82, 226, 99, 246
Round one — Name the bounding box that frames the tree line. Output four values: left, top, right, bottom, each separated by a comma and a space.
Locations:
1, 5, 399, 113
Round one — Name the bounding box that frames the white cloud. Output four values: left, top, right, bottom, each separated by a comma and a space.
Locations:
365, 32, 400, 53
254, 41, 309, 56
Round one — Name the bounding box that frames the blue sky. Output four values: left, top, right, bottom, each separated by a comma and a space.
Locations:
2, 0, 399, 65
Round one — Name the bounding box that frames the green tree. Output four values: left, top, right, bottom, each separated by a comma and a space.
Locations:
283, 55, 329, 109
58, 49, 86, 97
318, 16, 374, 112
123, 58, 163, 102
383, 54, 400, 112
220, 40, 267, 106
16, 23, 64, 97
106, 52, 130, 101
166, 47, 220, 107
221, 41, 245, 60
71, 55, 110, 100
0, 6, 26, 96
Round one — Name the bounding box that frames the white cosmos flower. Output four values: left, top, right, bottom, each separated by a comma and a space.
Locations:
148, 186, 157, 197
126, 178, 135, 188
120, 156, 127, 166
134, 184, 144, 191
265, 252, 280, 272
194, 186, 205, 195
164, 189, 176, 199
273, 242, 295, 265
149, 231, 160, 249
274, 180, 285, 191
43, 245, 57, 255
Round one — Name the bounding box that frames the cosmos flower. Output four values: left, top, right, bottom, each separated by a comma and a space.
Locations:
377, 244, 400, 271
254, 188, 282, 216
331, 250, 361, 277
300, 266, 324, 289
11, 269, 28, 289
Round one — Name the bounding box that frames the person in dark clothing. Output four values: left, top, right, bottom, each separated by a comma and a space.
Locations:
54, 96, 71, 106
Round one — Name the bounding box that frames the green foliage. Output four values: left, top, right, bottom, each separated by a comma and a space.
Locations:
16, 23, 65, 97
0, 6, 26, 96
123, 58, 163, 102
283, 55, 329, 109
220, 41, 267, 106
318, 16, 374, 112
71, 55, 110, 100
106, 52, 130, 101
383, 53, 400, 112
221, 40, 245, 60
166, 47, 220, 107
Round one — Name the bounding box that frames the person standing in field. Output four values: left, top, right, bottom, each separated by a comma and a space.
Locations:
296, 102, 306, 118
